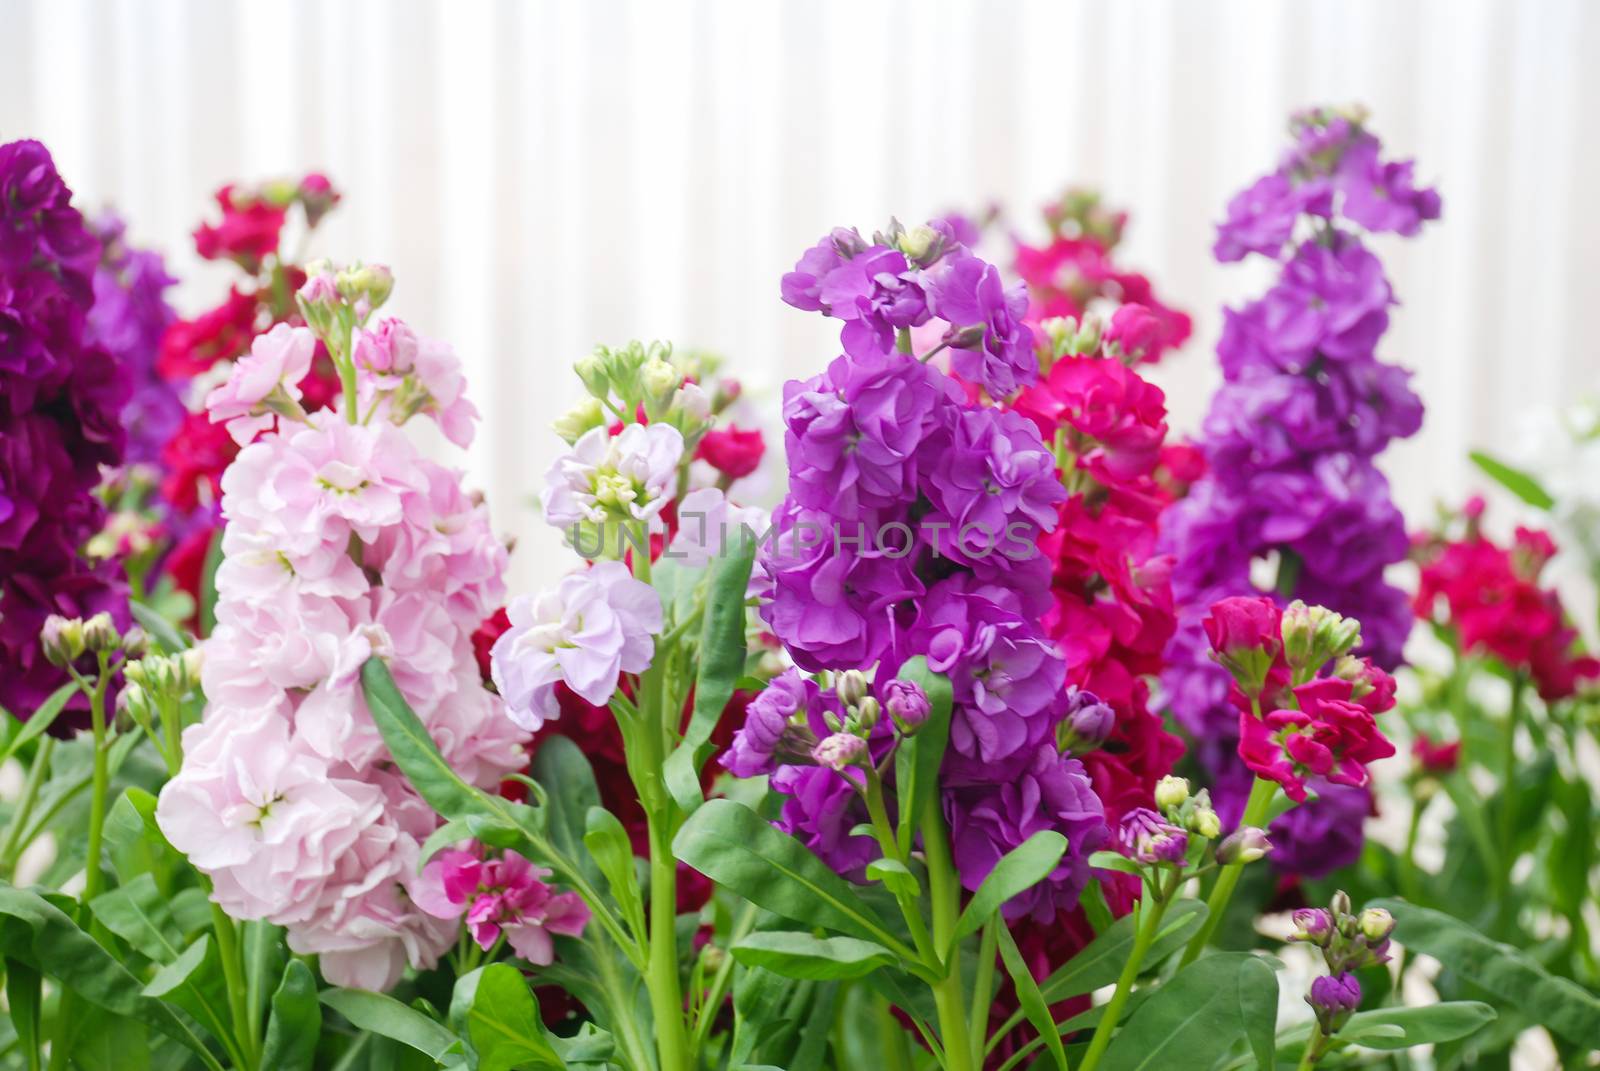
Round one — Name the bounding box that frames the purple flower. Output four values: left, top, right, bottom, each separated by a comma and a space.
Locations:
0, 140, 132, 717
723, 668, 820, 777
919, 405, 1065, 565
1307, 972, 1361, 1031
781, 229, 932, 359
1059, 687, 1115, 753
771, 764, 879, 879
907, 576, 1064, 772
944, 743, 1107, 921
880, 677, 931, 732
925, 253, 1037, 397
1213, 173, 1329, 263
1117, 807, 1189, 865
1336, 138, 1442, 237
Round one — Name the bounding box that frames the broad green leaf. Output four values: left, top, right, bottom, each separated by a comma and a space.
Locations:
0, 883, 222, 1070
129, 599, 191, 654
142, 934, 236, 1057
5, 957, 42, 1071
64, 1009, 149, 1071
1038, 901, 1208, 1003
664, 536, 755, 812
1098, 953, 1271, 1071
260, 960, 320, 1071
996, 918, 1068, 1071
362, 658, 487, 818
0, 682, 77, 766
532, 735, 602, 885
891, 657, 953, 857
1338, 1001, 1496, 1050
865, 857, 921, 898
672, 799, 911, 956
320, 987, 461, 1062
550, 1021, 615, 1067
1469, 450, 1554, 510
1371, 899, 1600, 1048
730, 932, 897, 981
1087, 850, 1144, 878
954, 831, 1067, 942
89, 873, 183, 963
103, 787, 176, 886
1237, 954, 1279, 1070
452, 963, 564, 1071
584, 806, 646, 935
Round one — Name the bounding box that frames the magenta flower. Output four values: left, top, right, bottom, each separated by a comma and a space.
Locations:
414, 848, 590, 964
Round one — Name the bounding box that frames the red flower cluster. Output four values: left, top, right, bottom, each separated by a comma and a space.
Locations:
1414, 512, 1599, 700
695, 424, 765, 479
153, 175, 345, 620
1011, 191, 1191, 364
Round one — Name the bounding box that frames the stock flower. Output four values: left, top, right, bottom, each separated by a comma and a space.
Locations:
925, 253, 1038, 397
918, 406, 1064, 564
205, 323, 315, 444
193, 185, 286, 271
666, 487, 766, 568
543, 422, 684, 532
1411, 733, 1460, 775
157, 286, 260, 378
723, 668, 819, 778
881, 677, 931, 732
414, 848, 590, 964
1237, 676, 1396, 802
490, 562, 662, 731
1308, 972, 1362, 1032
696, 424, 765, 479
781, 228, 933, 359
1117, 807, 1189, 865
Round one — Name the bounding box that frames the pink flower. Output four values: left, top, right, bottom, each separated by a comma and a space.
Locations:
696, 425, 766, 479
414, 848, 590, 964
1237, 677, 1396, 801
666, 487, 766, 568
490, 561, 661, 731
1203, 595, 1284, 697
204, 323, 315, 445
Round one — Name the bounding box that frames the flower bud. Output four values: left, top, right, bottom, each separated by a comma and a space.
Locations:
1202, 596, 1283, 698
120, 627, 149, 660
574, 350, 611, 400
297, 271, 341, 337
40, 615, 85, 668
712, 377, 742, 412
118, 681, 152, 726
1290, 908, 1333, 946
834, 670, 871, 709
851, 696, 881, 732
1307, 972, 1361, 1034
336, 263, 395, 318
179, 648, 205, 690
1217, 826, 1271, 864
82, 612, 120, 654
1118, 808, 1189, 866
1190, 806, 1222, 840
641, 357, 681, 404
812, 732, 867, 772
1154, 775, 1190, 811
552, 398, 606, 445
668, 383, 711, 425
882, 678, 931, 734
1058, 690, 1114, 755
1357, 907, 1394, 944
895, 224, 943, 267
1329, 890, 1353, 919
1411, 733, 1460, 776
298, 172, 340, 227
946, 323, 988, 350
698, 943, 727, 974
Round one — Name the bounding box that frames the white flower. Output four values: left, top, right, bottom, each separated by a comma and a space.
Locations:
541, 423, 684, 532
490, 562, 663, 731
666, 487, 768, 568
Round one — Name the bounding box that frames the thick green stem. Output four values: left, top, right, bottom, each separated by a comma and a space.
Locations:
1296, 1022, 1326, 1070
646, 808, 689, 1071
0, 737, 55, 875
1181, 776, 1276, 966
210, 902, 259, 1069
82, 664, 112, 906
922, 791, 975, 1071
1079, 873, 1173, 1071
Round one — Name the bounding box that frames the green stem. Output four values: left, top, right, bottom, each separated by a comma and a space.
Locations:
968, 918, 1000, 1067
1181, 776, 1276, 966
689, 901, 757, 1053
881, 993, 915, 1071
646, 807, 689, 1071
0, 737, 55, 876
1079, 872, 1174, 1071
1495, 674, 1526, 931
1399, 795, 1425, 902
1296, 1022, 1325, 1070
922, 790, 974, 1071
81, 662, 112, 906
211, 902, 259, 1070
863, 769, 936, 963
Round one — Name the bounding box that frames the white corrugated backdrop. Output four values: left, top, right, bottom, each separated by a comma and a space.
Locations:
2, 0, 1597, 595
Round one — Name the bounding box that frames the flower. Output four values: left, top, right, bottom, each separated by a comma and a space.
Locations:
1307, 972, 1361, 1032
193, 185, 286, 271
881, 677, 931, 733
723, 669, 818, 778
413, 848, 590, 964
1203, 596, 1284, 696
695, 424, 765, 479
918, 406, 1065, 564
543, 423, 684, 540
1217, 825, 1272, 864
812, 732, 866, 771
1238, 677, 1396, 802
205, 323, 315, 444
925, 253, 1038, 397
490, 562, 662, 731
1117, 807, 1188, 865
1411, 733, 1460, 775
666, 487, 766, 568
780, 228, 933, 359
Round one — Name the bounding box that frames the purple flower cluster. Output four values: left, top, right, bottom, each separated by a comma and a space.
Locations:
85, 214, 179, 466
741, 221, 1108, 918
0, 141, 132, 714
1160, 110, 1440, 867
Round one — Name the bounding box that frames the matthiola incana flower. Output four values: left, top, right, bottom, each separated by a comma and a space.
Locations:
924, 252, 1038, 398
490, 561, 662, 732
204, 322, 315, 445
413, 848, 590, 964
543, 423, 684, 549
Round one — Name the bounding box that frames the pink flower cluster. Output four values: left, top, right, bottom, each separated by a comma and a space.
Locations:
156, 320, 523, 991
414, 848, 589, 964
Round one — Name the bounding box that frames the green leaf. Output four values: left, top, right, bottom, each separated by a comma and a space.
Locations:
892, 657, 953, 857
362, 658, 487, 819
664, 536, 755, 812
103, 787, 176, 885
865, 857, 921, 899
129, 599, 192, 654
1469, 450, 1555, 510
89, 873, 183, 963
584, 806, 646, 935
1086, 850, 1144, 878
672, 799, 912, 957
5, 957, 42, 1071
64, 1009, 149, 1071
142, 934, 239, 1061
954, 831, 1067, 942
452, 963, 564, 1071
0, 883, 223, 1070
550, 1021, 615, 1068
1236, 955, 1279, 1071
0, 682, 77, 767
996, 918, 1068, 1071
1338, 1001, 1496, 1050
1370, 899, 1600, 1048
532, 735, 602, 884
260, 960, 320, 1071
320, 987, 462, 1063
1037, 901, 1208, 1004
1097, 953, 1273, 1071
730, 932, 897, 981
